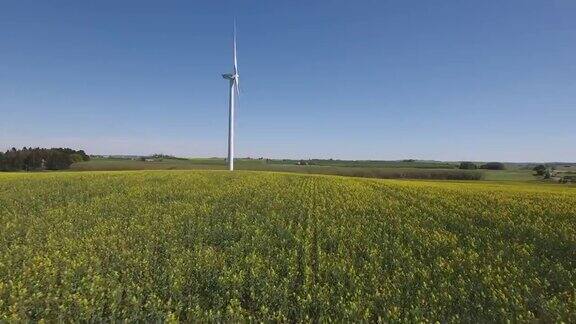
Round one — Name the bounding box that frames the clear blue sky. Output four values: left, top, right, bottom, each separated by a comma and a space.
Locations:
1, 1, 575, 162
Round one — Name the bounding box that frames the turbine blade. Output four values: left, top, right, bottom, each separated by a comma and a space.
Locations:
233, 22, 238, 75
235, 77, 240, 97
234, 79, 240, 106
234, 80, 240, 126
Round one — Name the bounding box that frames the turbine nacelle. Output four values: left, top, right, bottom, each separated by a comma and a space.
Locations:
222, 73, 239, 81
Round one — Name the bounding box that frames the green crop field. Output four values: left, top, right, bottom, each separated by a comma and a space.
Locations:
70, 158, 484, 181
1, 171, 575, 322
70, 158, 552, 183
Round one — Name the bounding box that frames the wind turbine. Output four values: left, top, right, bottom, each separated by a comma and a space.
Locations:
222, 25, 239, 171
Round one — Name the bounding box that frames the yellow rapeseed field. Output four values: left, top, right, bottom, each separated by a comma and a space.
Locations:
0, 171, 575, 322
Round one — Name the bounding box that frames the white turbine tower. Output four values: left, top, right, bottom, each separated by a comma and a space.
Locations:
222, 25, 239, 171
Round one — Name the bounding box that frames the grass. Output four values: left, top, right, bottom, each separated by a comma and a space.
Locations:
71, 158, 482, 180
71, 158, 458, 170
71, 158, 221, 171
72, 158, 553, 182
1, 170, 575, 321
481, 169, 537, 181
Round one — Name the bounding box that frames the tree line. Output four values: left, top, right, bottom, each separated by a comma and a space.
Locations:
0, 147, 90, 171
459, 161, 506, 170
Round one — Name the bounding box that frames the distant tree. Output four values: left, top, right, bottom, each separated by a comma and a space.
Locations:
459, 162, 477, 170
0, 147, 85, 171
69, 153, 85, 163
0, 151, 5, 171
480, 162, 506, 170
533, 164, 547, 176
45, 150, 72, 170
53, 148, 90, 161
